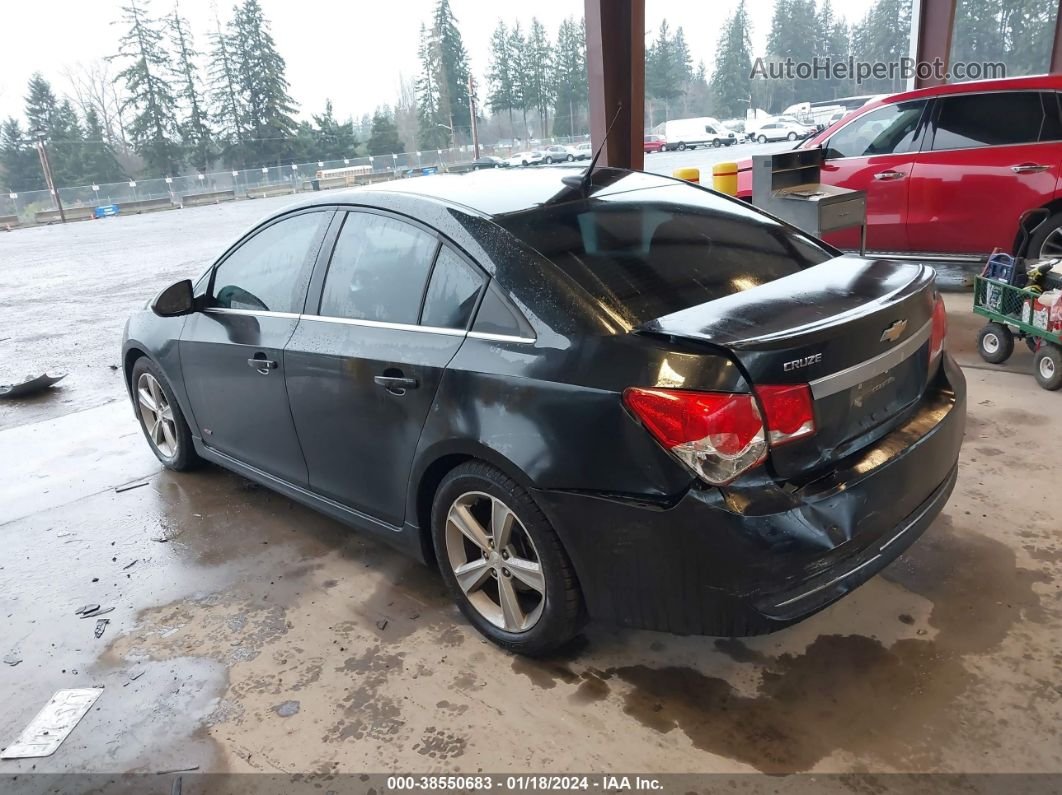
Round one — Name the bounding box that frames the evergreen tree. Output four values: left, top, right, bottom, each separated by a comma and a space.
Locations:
709, 2, 753, 118
487, 20, 517, 139
0, 118, 43, 191
762, 0, 820, 111
849, 0, 911, 95
645, 21, 689, 123
230, 0, 298, 165
367, 107, 404, 155
552, 17, 587, 138
81, 108, 126, 184
509, 22, 531, 141
524, 18, 555, 136
416, 22, 449, 149
168, 2, 213, 172
111, 0, 182, 176
311, 100, 357, 160
208, 9, 246, 167
430, 0, 471, 139
24, 73, 59, 134
49, 99, 86, 186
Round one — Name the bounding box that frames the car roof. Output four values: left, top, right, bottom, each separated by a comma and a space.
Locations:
291, 166, 676, 218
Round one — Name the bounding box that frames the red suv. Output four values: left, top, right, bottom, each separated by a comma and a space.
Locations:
736, 75, 1062, 261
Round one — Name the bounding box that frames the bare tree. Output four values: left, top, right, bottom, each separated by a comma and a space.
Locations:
62, 59, 129, 153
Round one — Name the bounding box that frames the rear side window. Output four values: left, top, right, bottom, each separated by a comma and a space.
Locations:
1040, 93, 1062, 141
213, 211, 325, 313
496, 183, 832, 326
420, 247, 484, 329
319, 212, 438, 324
931, 92, 1045, 150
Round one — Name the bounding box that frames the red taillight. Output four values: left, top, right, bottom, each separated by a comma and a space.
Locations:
755, 384, 816, 447
622, 388, 767, 485
929, 295, 947, 362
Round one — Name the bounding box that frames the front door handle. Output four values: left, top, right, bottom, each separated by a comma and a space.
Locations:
873, 170, 905, 181
1011, 163, 1049, 174
247, 356, 278, 374
374, 374, 419, 395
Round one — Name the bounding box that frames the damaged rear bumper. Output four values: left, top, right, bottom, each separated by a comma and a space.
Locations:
534, 355, 966, 636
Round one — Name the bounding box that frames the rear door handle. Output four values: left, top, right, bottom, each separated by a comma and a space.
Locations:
247, 356, 278, 374
1011, 163, 1049, 174
374, 375, 418, 395
873, 170, 905, 181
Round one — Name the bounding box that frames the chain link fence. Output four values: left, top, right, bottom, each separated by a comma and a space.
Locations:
0, 136, 590, 226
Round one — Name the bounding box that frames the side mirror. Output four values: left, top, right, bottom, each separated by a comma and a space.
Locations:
151, 279, 195, 317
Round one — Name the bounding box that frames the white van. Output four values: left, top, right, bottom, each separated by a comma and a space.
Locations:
652, 117, 737, 150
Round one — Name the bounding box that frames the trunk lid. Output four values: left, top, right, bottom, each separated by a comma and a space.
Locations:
639, 256, 937, 478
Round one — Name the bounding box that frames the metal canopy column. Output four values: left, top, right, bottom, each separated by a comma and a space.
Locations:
584, 0, 645, 170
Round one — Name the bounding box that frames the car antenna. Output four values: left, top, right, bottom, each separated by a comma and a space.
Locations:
562, 102, 623, 194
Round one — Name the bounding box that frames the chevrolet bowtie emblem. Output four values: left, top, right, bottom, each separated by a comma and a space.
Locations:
880, 319, 908, 343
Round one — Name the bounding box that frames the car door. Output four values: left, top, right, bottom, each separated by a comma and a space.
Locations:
817, 99, 929, 252
179, 209, 332, 485
284, 210, 486, 527
906, 90, 1062, 254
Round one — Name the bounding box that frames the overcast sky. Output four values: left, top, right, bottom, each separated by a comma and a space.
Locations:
0, 0, 879, 124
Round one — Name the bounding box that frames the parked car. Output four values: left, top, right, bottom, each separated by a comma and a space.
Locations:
125, 168, 964, 656
573, 142, 593, 160
643, 134, 666, 153
448, 156, 505, 173
736, 74, 1062, 258
541, 145, 577, 163
753, 120, 816, 143
654, 117, 737, 149
506, 151, 544, 167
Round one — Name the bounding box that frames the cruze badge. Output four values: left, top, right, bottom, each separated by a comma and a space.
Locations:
880, 319, 908, 343
783, 353, 822, 372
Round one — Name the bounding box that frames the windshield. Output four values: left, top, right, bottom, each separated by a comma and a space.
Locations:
496, 183, 833, 326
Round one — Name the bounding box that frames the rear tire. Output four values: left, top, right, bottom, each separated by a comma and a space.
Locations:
130, 356, 200, 471
758, 135, 768, 143
432, 462, 583, 656
1034, 344, 1062, 390
677, 142, 686, 151
566, 154, 574, 161
1027, 211, 1062, 258
712, 138, 721, 148
787, 132, 798, 141
977, 323, 1014, 364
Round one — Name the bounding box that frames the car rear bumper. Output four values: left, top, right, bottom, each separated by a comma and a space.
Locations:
533, 355, 966, 636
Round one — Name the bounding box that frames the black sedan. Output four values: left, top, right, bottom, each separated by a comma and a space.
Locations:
123, 168, 965, 655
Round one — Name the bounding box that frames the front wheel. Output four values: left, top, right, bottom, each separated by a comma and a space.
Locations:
544, 156, 553, 164
758, 135, 768, 144
131, 357, 200, 471
566, 154, 574, 161
977, 322, 1014, 364
1034, 344, 1062, 390
1027, 210, 1062, 258
787, 132, 798, 141
712, 139, 721, 148
432, 462, 583, 656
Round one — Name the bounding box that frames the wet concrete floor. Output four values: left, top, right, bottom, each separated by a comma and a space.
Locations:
0, 211, 1059, 776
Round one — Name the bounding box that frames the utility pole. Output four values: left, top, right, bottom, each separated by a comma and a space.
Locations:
468, 74, 480, 160
33, 127, 65, 223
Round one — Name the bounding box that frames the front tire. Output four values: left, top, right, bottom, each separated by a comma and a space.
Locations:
677, 142, 686, 151
787, 132, 798, 141
131, 357, 200, 471
1027, 210, 1062, 258
977, 322, 1014, 364
1034, 344, 1062, 390
544, 156, 554, 164
712, 138, 721, 148
758, 135, 768, 143
432, 462, 583, 656
566, 154, 574, 161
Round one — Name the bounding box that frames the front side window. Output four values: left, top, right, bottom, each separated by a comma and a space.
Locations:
931, 91, 1045, 150
826, 101, 927, 159
420, 247, 484, 329
213, 211, 325, 313
319, 212, 438, 324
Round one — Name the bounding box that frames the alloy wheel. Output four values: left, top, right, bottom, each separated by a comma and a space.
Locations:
1039, 227, 1062, 258
982, 332, 1000, 354
136, 372, 178, 459
444, 491, 545, 633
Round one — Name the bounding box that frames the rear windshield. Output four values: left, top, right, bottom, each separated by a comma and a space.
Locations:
496, 183, 833, 325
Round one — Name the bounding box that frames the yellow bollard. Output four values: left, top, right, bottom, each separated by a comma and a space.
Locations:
711, 162, 739, 196
673, 167, 700, 184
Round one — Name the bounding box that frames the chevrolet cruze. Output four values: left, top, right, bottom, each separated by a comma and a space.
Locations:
123, 167, 965, 655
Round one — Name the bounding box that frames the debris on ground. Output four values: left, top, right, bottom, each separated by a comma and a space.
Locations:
0, 688, 103, 759
123, 559, 138, 570
0, 373, 66, 400
129, 670, 146, 682
156, 765, 200, 775
273, 700, 300, 718
74, 604, 100, 616
115, 481, 149, 493
376, 619, 389, 631
79, 606, 114, 619
94, 618, 110, 638
3, 652, 22, 666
